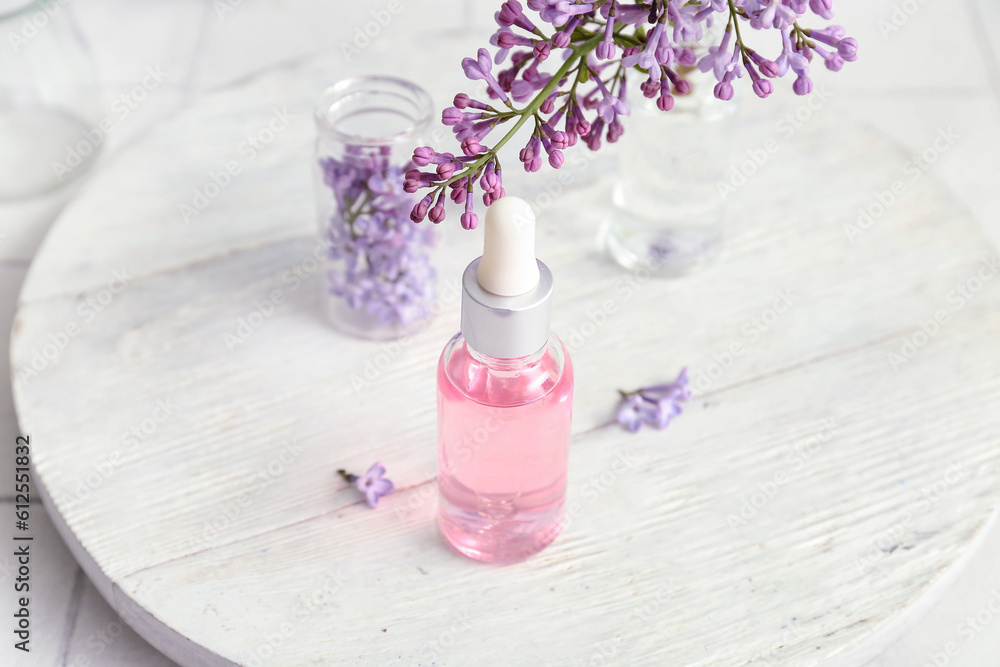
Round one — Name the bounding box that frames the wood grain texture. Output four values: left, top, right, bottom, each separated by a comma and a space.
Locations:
9, 42, 1000, 666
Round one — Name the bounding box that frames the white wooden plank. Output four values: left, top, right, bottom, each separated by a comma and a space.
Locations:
112, 311, 1000, 666
862, 507, 1000, 667
838, 92, 1000, 253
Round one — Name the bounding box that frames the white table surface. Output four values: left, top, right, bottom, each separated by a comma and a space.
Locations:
2, 1, 1000, 666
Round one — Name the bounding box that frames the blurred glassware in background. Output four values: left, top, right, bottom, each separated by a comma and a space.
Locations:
600, 22, 738, 277
314, 75, 437, 340
0, 0, 102, 200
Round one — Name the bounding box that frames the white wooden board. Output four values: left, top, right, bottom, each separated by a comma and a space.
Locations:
9, 42, 1000, 666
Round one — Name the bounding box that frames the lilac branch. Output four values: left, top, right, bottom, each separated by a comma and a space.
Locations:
408, 0, 859, 228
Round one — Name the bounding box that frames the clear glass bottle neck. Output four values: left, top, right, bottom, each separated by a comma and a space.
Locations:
466, 339, 547, 371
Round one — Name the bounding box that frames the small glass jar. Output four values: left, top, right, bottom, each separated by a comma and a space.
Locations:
601, 29, 738, 277
0, 0, 102, 200
314, 76, 436, 340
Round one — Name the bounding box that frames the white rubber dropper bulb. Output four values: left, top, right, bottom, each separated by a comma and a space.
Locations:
476, 196, 541, 297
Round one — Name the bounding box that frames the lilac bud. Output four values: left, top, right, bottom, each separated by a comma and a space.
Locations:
809, 0, 834, 20
825, 54, 844, 72
461, 212, 478, 230
428, 205, 446, 224
498, 68, 517, 91
548, 150, 564, 168
824, 25, 847, 40
657, 93, 675, 111
480, 172, 499, 192
450, 187, 467, 204
484, 186, 504, 205
509, 80, 535, 103
622, 46, 639, 59
549, 130, 569, 150
583, 119, 604, 151
540, 93, 557, 114
410, 195, 432, 223
412, 147, 434, 167
452, 120, 473, 139
793, 74, 813, 95
838, 37, 858, 62
752, 79, 774, 98
461, 137, 482, 157
713, 81, 734, 101
655, 42, 674, 67
497, 1, 522, 27
575, 118, 591, 135
674, 79, 692, 96
677, 48, 697, 67
552, 28, 572, 48
403, 179, 422, 194
497, 31, 517, 49
442, 107, 462, 126
641, 78, 659, 98
607, 119, 623, 143
760, 60, 780, 78
534, 41, 551, 61
596, 40, 615, 61
436, 162, 455, 179
453, 93, 472, 109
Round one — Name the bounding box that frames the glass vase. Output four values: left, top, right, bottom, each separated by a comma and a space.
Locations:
314, 76, 436, 340
600, 39, 738, 276
0, 0, 102, 200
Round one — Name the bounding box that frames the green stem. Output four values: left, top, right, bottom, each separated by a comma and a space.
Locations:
792, 22, 814, 50
438, 33, 604, 192
343, 191, 373, 239
727, 0, 745, 52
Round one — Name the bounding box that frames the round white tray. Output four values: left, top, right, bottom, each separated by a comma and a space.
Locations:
11, 41, 1000, 666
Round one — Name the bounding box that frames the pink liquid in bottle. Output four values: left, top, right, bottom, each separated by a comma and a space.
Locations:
437, 333, 573, 563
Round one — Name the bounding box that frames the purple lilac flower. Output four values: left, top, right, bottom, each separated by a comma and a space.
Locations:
810, 0, 834, 20
319, 150, 435, 327
338, 463, 395, 508
462, 48, 510, 103
616, 368, 691, 432
596, 2, 618, 61
408, 0, 858, 227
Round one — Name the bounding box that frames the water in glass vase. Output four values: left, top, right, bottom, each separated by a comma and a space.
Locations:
602, 74, 737, 276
